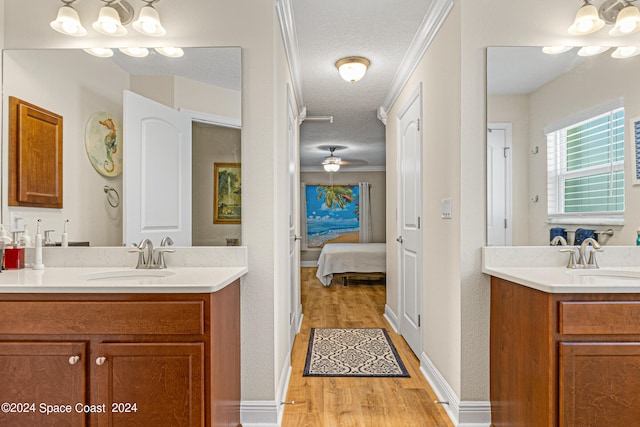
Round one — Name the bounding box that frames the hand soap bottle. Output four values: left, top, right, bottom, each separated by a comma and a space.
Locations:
61, 219, 69, 247
33, 219, 44, 270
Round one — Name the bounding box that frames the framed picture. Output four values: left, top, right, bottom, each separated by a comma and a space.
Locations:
633, 116, 640, 186
214, 163, 241, 224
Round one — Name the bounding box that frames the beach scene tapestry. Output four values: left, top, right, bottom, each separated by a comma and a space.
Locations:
306, 184, 359, 247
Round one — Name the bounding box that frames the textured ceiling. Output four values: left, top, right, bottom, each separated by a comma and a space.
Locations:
293, 0, 435, 171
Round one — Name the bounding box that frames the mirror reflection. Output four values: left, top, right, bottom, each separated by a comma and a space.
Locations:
487, 46, 640, 247
2, 47, 241, 247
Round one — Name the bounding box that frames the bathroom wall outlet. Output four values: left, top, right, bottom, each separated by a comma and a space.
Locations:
441, 198, 452, 219
10, 212, 25, 232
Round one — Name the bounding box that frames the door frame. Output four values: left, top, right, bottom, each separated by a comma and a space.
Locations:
396, 83, 423, 358
487, 122, 513, 246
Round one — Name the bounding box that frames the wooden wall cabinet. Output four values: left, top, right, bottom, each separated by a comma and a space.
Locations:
8, 96, 63, 208
0, 281, 240, 427
490, 277, 640, 427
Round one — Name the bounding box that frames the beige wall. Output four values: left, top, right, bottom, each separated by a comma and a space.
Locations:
300, 171, 386, 263
192, 123, 242, 246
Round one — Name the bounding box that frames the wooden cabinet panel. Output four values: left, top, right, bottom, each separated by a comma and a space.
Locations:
559, 342, 640, 426
0, 341, 87, 427
96, 342, 204, 427
559, 301, 640, 335
8, 96, 63, 208
0, 300, 204, 335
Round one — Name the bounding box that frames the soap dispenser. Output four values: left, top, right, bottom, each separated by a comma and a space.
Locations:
33, 219, 44, 270
61, 219, 69, 247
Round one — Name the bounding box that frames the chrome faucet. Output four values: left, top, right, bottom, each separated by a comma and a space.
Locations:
578, 237, 602, 269
129, 238, 154, 269
155, 237, 175, 269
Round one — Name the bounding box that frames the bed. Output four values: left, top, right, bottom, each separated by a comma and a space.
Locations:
316, 243, 386, 286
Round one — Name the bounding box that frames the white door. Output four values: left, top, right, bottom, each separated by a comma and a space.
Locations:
397, 85, 423, 358
123, 90, 192, 246
287, 88, 301, 348
487, 123, 512, 246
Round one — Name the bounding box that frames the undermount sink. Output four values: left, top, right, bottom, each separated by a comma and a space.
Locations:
79, 269, 175, 282
568, 269, 640, 280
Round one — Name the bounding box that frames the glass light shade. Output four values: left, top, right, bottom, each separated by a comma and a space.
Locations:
50, 5, 87, 36
611, 46, 640, 58
542, 46, 573, 54
568, 2, 605, 35
336, 57, 370, 82
83, 48, 114, 58
577, 46, 611, 56
119, 47, 150, 57
132, 5, 166, 36
322, 156, 341, 172
154, 47, 184, 58
92, 6, 127, 36
609, 5, 640, 35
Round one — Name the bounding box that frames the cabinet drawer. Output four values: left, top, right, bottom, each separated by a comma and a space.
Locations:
559, 301, 640, 335
0, 301, 204, 335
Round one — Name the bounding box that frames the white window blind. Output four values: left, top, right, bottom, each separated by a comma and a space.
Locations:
546, 107, 625, 220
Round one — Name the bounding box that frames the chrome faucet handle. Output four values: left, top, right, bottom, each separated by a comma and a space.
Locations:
559, 248, 578, 269
127, 246, 146, 269
154, 247, 175, 269
587, 247, 604, 269
127, 239, 154, 268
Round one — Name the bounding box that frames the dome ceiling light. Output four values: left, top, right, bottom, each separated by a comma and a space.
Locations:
322, 147, 341, 172
335, 56, 370, 83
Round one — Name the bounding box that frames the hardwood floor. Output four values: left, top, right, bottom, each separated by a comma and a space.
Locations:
281, 267, 453, 427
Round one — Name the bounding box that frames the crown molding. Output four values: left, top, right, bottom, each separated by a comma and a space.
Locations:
276, 0, 305, 116
378, 0, 454, 122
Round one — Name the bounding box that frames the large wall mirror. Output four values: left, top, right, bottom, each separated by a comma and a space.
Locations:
487, 46, 640, 247
1, 47, 241, 247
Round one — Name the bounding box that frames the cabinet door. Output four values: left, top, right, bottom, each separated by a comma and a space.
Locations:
96, 342, 204, 427
0, 341, 87, 427
560, 342, 640, 426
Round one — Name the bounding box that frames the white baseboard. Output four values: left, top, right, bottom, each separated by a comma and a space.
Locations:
383, 304, 399, 333
419, 352, 491, 427
241, 352, 293, 426
300, 260, 317, 267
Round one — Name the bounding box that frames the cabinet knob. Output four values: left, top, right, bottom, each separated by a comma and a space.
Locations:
68, 355, 80, 365
95, 356, 107, 366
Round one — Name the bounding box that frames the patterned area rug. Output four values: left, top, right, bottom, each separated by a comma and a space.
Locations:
303, 328, 410, 377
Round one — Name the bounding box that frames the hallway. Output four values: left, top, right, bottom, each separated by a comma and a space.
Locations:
281, 268, 453, 427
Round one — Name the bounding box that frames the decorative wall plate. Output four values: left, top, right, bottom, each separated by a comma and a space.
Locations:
85, 112, 123, 177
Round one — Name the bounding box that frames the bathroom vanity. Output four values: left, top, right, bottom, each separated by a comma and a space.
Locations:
0, 246, 247, 427
483, 246, 640, 427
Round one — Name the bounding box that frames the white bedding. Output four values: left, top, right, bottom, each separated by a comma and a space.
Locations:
316, 243, 386, 286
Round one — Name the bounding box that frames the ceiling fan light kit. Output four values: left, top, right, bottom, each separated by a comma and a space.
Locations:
322, 147, 341, 172
335, 56, 370, 82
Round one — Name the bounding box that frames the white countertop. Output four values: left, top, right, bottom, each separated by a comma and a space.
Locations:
482, 246, 640, 293
0, 246, 248, 293
0, 266, 247, 293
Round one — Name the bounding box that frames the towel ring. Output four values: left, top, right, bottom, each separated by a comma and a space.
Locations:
104, 186, 120, 208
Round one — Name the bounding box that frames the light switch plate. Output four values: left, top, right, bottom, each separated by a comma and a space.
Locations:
441, 198, 452, 219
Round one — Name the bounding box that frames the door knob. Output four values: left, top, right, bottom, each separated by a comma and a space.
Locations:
396, 236, 403, 243
294, 235, 302, 241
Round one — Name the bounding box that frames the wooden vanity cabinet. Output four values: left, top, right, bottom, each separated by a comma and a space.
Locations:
490, 277, 640, 427
0, 280, 240, 427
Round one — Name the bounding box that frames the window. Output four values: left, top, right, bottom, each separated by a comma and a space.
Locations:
546, 105, 625, 221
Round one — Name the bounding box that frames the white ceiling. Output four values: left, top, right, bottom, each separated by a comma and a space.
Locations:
291, 0, 437, 171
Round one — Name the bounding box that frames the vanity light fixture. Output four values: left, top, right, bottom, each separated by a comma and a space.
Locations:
568, 0, 640, 35
611, 45, 640, 57
93, 1, 128, 36
132, 0, 166, 36
335, 56, 370, 83
154, 47, 184, 58
568, 0, 606, 34
119, 47, 149, 57
577, 45, 611, 55
50, 0, 88, 36
542, 46, 574, 54
322, 147, 341, 172
83, 47, 114, 57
